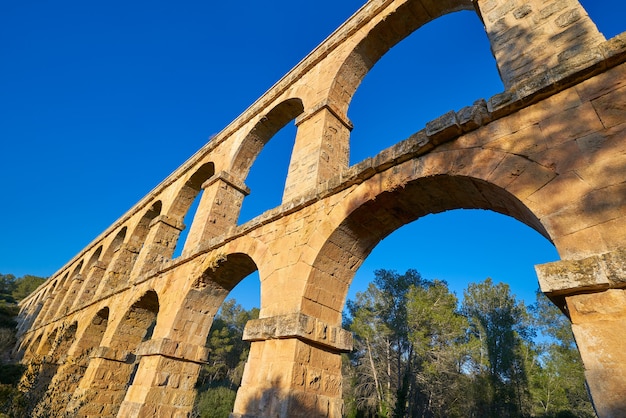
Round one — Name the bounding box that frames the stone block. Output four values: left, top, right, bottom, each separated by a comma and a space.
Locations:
243, 313, 352, 352
535, 256, 610, 295
425, 110, 462, 144
591, 84, 626, 128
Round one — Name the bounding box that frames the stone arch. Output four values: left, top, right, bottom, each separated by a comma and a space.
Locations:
22, 332, 43, 362
49, 321, 78, 363
171, 252, 259, 345
73, 291, 159, 417
40, 309, 110, 417
71, 245, 105, 309
75, 307, 110, 357
328, 0, 475, 119
164, 162, 215, 257
97, 204, 163, 295
39, 269, 73, 325
303, 168, 554, 326
129, 200, 162, 250
128, 199, 187, 279
230, 98, 305, 180
170, 162, 215, 220
114, 253, 259, 417
90, 227, 128, 300
48, 262, 84, 320
20, 325, 71, 415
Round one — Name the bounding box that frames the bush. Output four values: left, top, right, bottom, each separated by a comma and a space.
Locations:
0, 384, 27, 417
194, 386, 237, 418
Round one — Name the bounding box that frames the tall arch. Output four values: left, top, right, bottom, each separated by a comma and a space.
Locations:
302, 173, 550, 325
116, 253, 259, 417
231, 98, 305, 180
329, 0, 475, 119
42, 309, 110, 417
169, 162, 215, 256
71, 291, 159, 417
71, 246, 104, 310
90, 227, 128, 302
182, 100, 304, 251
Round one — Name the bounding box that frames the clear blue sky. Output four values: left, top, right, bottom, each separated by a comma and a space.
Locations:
1, 1, 624, 309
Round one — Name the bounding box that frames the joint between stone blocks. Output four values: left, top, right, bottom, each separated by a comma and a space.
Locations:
135, 338, 209, 364
149, 214, 185, 231
90, 346, 133, 363
201, 171, 250, 196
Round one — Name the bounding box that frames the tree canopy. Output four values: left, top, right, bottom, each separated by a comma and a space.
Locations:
343, 269, 595, 418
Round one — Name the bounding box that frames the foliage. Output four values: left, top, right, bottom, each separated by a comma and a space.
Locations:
0, 274, 16, 304
343, 270, 596, 418
461, 278, 533, 417
528, 292, 595, 418
194, 386, 237, 418
0, 273, 46, 303
12, 276, 46, 301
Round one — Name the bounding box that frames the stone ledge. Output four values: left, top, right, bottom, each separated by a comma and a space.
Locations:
536, 248, 626, 296
243, 313, 353, 352
135, 338, 209, 364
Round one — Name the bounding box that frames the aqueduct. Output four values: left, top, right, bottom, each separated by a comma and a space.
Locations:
14, 0, 626, 416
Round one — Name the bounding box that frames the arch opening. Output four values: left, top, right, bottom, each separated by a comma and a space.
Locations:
306, 174, 553, 326
188, 253, 260, 416
74, 292, 158, 417
235, 99, 304, 224
348, 10, 503, 165
172, 162, 215, 258
299, 170, 599, 416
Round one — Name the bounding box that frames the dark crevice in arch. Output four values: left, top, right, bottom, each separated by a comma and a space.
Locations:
197, 253, 258, 292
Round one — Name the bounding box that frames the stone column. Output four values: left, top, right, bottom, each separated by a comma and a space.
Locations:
475, 0, 605, 90
283, 102, 351, 203
232, 313, 353, 418
182, 171, 249, 256
130, 215, 185, 281
536, 248, 626, 418
117, 338, 209, 417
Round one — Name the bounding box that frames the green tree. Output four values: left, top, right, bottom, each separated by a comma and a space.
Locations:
345, 282, 392, 416
529, 292, 595, 418
405, 280, 472, 418
12, 275, 46, 301
194, 299, 259, 417
461, 278, 533, 418
0, 274, 16, 303
344, 269, 428, 417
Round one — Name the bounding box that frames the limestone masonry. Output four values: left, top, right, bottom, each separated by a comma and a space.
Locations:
14, 0, 626, 417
